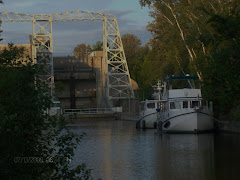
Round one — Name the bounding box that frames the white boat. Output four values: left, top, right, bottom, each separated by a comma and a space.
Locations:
136, 99, 160, 129
157, 75, 214, 133
136, 81, 163, 129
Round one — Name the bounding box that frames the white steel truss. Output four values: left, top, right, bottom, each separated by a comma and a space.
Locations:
32, 19, 54, 95
0, 10, 134, 100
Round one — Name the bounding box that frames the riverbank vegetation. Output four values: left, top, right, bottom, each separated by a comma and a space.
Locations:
0, 44, 92, 179
123, 0, 240, 120
73, 0, 240, 121
3, 0, 239, 178
0, 43, 92, 180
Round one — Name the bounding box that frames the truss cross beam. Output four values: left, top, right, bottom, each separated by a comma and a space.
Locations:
0, 10, 134, 100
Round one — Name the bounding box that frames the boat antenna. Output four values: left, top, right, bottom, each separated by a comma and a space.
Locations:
152, 80, 164, 101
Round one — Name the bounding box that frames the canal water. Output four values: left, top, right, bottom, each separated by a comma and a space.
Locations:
69, 120, 240, 180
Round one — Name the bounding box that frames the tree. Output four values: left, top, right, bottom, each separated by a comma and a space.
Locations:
0, 44, 92, 179
92, 41, 103, 51
139, 0, 209, 78
195, 2, 240, 117
121, 34, 148, 82
136, 0, 200, 100
73, 43, 92, 59
140, 0, 240, 119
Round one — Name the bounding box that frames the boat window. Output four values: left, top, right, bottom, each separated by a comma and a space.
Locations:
175, 102, 181, 109
183, 101, 188, 108
147, 103, 155, 109
170, 102, 175, 109
191, 101, 199, 108
170, 102, 181, 109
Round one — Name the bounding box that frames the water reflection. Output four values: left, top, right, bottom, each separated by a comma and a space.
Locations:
69, 120, 240, 180
156, 134, 215, 180
214, 133, 240, 180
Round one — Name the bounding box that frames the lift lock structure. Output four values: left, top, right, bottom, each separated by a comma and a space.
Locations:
0, 10, 134, 100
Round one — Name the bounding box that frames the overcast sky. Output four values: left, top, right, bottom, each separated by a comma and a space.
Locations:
0, 0, 152, 55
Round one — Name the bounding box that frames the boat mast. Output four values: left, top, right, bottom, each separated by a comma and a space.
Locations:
152, 80, 164, 101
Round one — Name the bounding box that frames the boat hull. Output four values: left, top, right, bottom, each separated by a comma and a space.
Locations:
137, 112, 158, 129
159, 110, 214, 133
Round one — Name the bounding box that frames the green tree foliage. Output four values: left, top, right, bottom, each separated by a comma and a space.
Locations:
138, 50, 155, 99
121, 34, 151, 99
73, 43, 92, 59
0, 44, 92, 179
92, 41, 103, 51
195, 1, 240, 117
139, 0, 211, 79
121, 34, 142, 77
121, 34, 149, 82
140, 0, 240, 118
137, 0, 199, 98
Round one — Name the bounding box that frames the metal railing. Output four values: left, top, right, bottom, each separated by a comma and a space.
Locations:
63, 107, 122, 115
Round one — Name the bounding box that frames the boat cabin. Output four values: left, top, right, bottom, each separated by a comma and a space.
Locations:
159, 75, 213, 112
140, 100, 160, 112
159, 99, 212, 113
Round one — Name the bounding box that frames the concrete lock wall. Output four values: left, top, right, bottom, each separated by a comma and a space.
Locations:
54, 51, 107, 109
0, 42, 140, 113
53, 51, 140, 114
90, 51, 107, 108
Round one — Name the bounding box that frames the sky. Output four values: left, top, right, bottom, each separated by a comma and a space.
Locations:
0, 0, 152, 55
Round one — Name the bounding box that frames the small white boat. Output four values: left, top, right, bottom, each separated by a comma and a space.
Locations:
136, 81, 163, 129
136, 99, 160, 129
157, 75, 214, 133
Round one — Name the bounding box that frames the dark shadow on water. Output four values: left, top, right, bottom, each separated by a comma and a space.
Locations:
69, 120, 240, 180
214, 132, 240, 180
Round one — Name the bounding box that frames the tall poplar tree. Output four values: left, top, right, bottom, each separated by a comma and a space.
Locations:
140, 0, 240, 119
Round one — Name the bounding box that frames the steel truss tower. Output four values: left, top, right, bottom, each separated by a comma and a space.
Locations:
32, 18, 54, 95
0, 10, 134, 100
